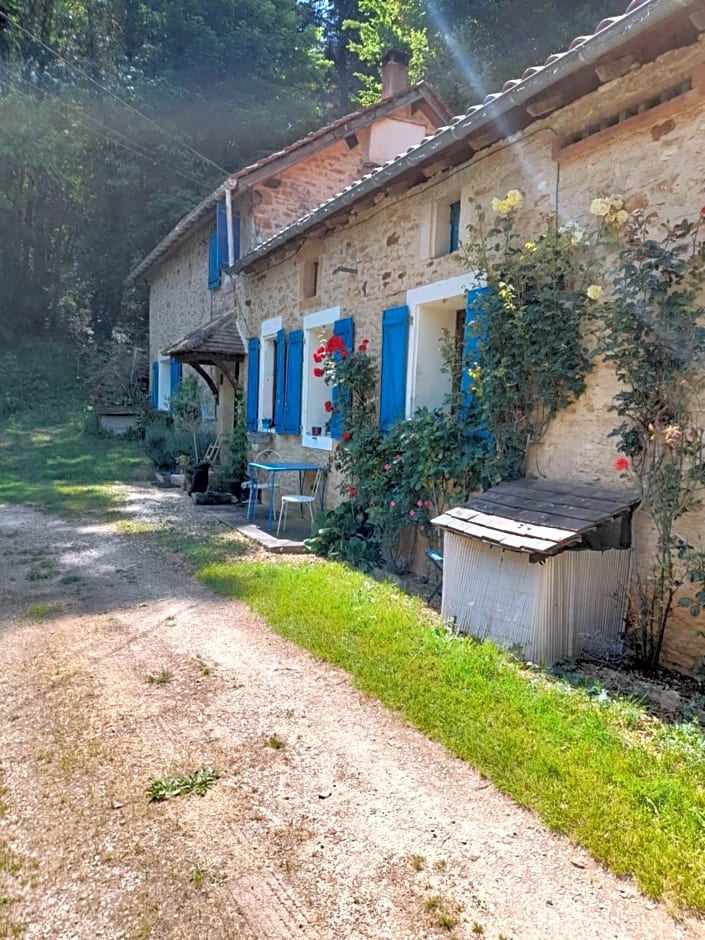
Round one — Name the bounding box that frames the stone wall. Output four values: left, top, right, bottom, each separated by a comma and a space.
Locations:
237, 38, 705, 672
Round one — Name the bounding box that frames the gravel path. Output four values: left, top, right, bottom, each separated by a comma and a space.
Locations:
0, 488, 702, 939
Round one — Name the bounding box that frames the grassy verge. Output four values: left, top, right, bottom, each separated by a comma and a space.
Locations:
0, 419, 150, 516
199, 558, 705, 912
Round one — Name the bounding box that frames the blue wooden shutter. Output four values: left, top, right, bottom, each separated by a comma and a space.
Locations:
232, 210, 241, 261
207, 231, 219, 289
282, 330, 304, 434
216, 202, 229, 271
380, 305, 409, 431
169, 358, 182, 404
330, 316, 354, 439
449, 200, 461, 252
246, 337, 260, 431
151, 361, 159, 410
274, 328, 287, 432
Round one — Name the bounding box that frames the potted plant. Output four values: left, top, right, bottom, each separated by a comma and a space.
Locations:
224, 397, 250, 501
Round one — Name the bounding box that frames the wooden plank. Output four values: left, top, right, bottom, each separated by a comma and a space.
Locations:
497, 532, 564, 552
447, 508, 575, 542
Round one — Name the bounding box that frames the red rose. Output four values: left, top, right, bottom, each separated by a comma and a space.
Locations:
326, 335, 346, 353
341, 349, 349, 358
313, 367, 324, 377
313, 352, 323, 363
342, 431, 352, 441
347, 486, 357, 497
316, 346, 325, 355
615, 457, 630, 471
324, 400, 333, 413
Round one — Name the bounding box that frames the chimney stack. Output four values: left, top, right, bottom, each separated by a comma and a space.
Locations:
381, 49, 410, 98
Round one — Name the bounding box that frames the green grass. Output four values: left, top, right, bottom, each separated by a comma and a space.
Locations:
199, 559, 705, 911
0, 418, 150, 517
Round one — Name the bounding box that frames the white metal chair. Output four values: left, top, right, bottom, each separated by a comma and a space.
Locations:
242, 449, 282, 519
276, 466, 324, 536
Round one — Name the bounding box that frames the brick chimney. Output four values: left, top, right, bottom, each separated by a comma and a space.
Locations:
381, 49, 410, 98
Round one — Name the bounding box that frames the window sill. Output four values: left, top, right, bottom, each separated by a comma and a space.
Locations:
302, 433, 333, 451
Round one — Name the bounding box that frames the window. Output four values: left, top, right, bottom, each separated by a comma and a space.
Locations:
246, 317, 304, 436
378, 274, 483, 423
257, 317, 282, 430
302, 259, 320, 299
301, 306, 343, 451
433, 195, 462, 257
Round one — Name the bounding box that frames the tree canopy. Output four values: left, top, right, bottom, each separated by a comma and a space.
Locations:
0, 0, 619, 348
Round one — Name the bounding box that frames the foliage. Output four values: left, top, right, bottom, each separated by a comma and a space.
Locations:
460, 192, 600, 483
146, 767, 219, 802
223, 395, 250, 481
169, 374, 212, 463
310, 332, 482, 570
199, 556, 705, 911
344, 0, 430, 104
597, 207, 705, 674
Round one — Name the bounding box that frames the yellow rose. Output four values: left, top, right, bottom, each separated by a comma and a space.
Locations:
609, 193, 624, 210
524, 241, 537, 252
505, 189, 524, 209
590, 198, 610, 217
615, 209, 629, 226
491, 197, 503, 213
587, 284, 603, 301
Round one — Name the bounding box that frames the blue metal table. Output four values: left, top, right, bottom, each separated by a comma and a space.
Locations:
246, 461, 323, 531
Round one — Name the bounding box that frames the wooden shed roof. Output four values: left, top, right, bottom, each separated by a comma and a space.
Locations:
162, 312, 245, 360
431, 478, 640, 556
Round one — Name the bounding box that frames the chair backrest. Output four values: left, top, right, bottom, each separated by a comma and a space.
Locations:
253, 448, 281, 464
309, 466, 325, 499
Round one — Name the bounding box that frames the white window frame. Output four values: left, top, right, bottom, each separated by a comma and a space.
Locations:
301, 305, 340, 452
157, 353, 171, 412
258, 315, 282, 433
405, 272, 481, 416
433, 191, 462, 258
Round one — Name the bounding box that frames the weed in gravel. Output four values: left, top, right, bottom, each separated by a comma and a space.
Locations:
115, 520, 166, 535
25, 561, 55, 581
25, 602, 62, 622
194, 655, 211, 677
411, 854, 426, 871
147, 767, 219, 802
267, 735, 285, 750
59, 575, 81, 585
472, 924, 485, 936
188, 866, 220, 888
146, 669, 172, 686
0, 842, 22, 876
424, 893, 460, 931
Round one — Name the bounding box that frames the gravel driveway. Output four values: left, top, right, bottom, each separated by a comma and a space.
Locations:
0, 488, 702, 939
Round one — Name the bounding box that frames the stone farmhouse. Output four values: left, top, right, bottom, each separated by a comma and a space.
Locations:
132, 53, 451, 433
135, 0, 705, 671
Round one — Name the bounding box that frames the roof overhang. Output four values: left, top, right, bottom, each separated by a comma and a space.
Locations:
232, 0, 705, 276
432, 478, 640, 558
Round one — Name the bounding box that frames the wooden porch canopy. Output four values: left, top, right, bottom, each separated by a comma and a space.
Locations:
432, 478, 640, 560
162, 312, 245, 403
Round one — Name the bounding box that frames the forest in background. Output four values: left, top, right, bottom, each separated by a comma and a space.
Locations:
0, 0, 618, 359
